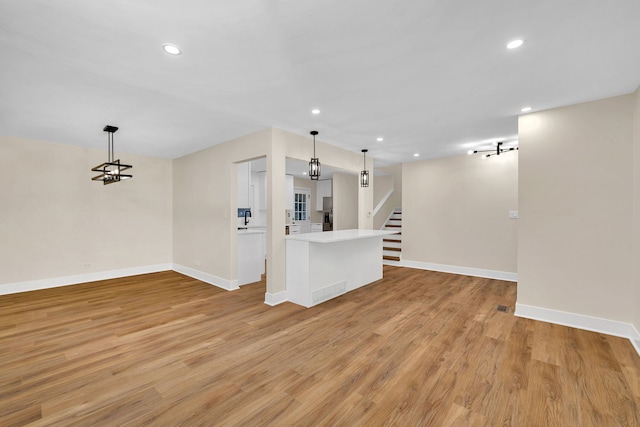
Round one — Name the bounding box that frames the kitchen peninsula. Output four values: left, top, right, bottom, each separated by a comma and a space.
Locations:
285, 229, 398, 307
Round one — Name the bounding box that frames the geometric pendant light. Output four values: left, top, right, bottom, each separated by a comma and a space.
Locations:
309, 130, 321, 180
360, 149, 369, 187
467, 141, 518, 159
91, 125, 132, 185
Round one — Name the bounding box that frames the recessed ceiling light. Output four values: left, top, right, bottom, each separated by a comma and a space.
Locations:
311, 109, 320, 115
376, 137, 384, 142
506, 39, 524, 49
521, 106, 532, 112
413, 153, 420, 157
162, 44, 182, 55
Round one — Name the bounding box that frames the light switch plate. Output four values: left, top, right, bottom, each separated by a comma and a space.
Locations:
509, 211, 519, 219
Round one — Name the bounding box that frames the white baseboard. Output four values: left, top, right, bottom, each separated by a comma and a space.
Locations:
402, 260, 517, 282
172, 264, 239, 291
0, 263, 173, 296
264, 291, 287, 306
515, 303, 640, 358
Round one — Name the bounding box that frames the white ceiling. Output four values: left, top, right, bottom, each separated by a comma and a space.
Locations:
1, 0, 639, 164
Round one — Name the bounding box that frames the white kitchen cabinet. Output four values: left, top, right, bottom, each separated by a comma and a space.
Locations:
286, 224, 301, 234
237, 230, 265, 285
285, 230, 396, 307
238, 162, 250, 208
311, 223, 323, 232
285, 175, 294, 210
256, 171, 267, 210
316, 179, 332, 211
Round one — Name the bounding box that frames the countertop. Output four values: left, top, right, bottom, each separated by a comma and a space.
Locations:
285, 229, 397, 243
238, 228, 266, 235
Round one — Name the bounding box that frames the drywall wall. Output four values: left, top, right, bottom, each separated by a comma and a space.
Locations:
634, 87, 640, 334
518, 94, 635, 323
374, 164, 402, 229
0, 135, 172, 290
172, 129, 270, 288
402, 152, 518, 276
373, 174, 393, 229
332, 172, 359, 230
173, 128, 371, 299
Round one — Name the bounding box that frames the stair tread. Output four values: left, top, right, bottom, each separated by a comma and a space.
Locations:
383, 255, 401, 261
386, 224, 401, 227
383, 238, 401, 242
383, 247, 401, 251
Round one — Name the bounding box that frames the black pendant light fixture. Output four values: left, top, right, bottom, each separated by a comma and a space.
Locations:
91, 125, 132, 185
467, 141, 518, 159
360, 149, 369, 187
309, 130, 321, 180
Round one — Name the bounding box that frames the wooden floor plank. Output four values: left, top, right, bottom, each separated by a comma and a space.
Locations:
0, 267, 638, 426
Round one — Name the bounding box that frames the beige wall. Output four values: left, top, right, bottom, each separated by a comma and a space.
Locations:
373, 174, 394, 229
633, 87, 640, 332
0, 136, 172, 288
332, 172, 359, 230
172, 129, 271, 284
518, 94, 635, 322
402, 153, 518, 274
173, 128, 370, 297
373, 164, 402, 229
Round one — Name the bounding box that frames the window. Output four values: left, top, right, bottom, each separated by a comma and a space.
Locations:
294, 192, 308, 221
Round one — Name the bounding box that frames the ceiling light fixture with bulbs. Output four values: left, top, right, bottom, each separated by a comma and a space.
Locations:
308, 130, 321, 180
360, 149, 369, 188
91, 125, 133, 184
468, 141, 518, 159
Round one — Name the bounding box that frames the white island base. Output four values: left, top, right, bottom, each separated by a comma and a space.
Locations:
285, 229, 398, 308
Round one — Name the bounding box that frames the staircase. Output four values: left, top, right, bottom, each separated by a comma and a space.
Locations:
382, 208, 402, 265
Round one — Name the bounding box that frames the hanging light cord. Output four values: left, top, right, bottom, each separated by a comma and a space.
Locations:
108, 131, 114, 164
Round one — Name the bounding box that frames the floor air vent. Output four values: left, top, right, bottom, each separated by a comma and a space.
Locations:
312, 281, 346, 305
496, 305, 509, 313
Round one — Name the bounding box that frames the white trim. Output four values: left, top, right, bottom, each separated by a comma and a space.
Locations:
0, 263, 172, 296
172, 264, 239, 291
372, 189, 394, 218
402, 260, 517, 282
515, 303, 640, 358
264, 291, 287, 306
631, 324, 640, 356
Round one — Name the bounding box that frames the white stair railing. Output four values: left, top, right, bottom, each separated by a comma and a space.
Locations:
372, 188, 394, 218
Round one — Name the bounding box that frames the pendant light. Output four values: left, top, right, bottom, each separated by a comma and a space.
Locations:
467, 141, 518, 159
360, 149, 369, 187
91, 125, 132, 185
309, 130, 321, 180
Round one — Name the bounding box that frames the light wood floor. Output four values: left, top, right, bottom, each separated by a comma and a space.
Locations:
1, 267, 639, 426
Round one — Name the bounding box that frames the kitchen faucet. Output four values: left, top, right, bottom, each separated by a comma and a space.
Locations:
244, 209, 252, 225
